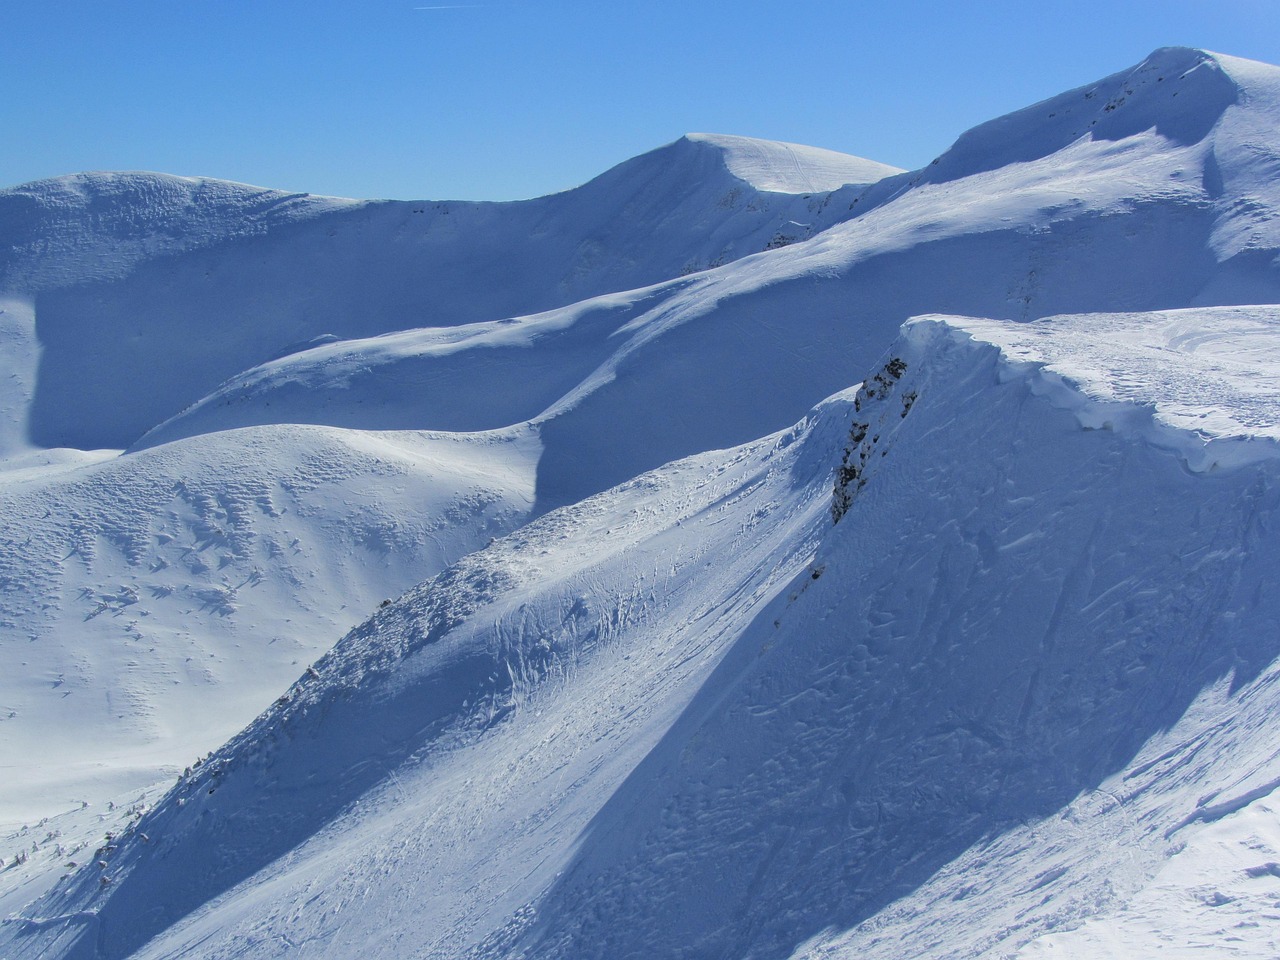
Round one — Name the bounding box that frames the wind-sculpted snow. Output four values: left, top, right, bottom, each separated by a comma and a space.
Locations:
0, 425, 537, 825
130, 286, 687, 450
684, 133, 902, 194
510, 312, 1280, 959
933, 307, 1280, 467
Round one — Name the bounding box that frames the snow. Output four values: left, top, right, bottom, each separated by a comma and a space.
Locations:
3, 43, 1280, 960
0, 296, 39, 459
15, 301, 1280, 960
0, 136, 896, 451
684, 132, 904, 193
3, 386, 852, 960
0, 126, 900, 834
0, 172, 355, 292
0, 424, 537, 827
921, 47, 1240, 187
914, 307, 1280, 469
507, 315, 1280, 960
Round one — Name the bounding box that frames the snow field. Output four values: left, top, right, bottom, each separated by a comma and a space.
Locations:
0, 130, 899, 830
8, 388, 853, 960
0, 425, 538, 827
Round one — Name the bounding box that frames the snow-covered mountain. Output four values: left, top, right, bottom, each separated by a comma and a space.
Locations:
130, 47, 1280, 508
4, 45, 1280, 960
0, 132, 899, 831
0, 136, 899, 453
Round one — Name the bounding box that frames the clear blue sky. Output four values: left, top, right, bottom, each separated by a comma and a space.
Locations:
4, 0, 1279, 200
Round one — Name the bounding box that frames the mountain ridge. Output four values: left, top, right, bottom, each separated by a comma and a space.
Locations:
124, 50, 1280, 511
14, 305, 1280, 959
4, 46, 1280, 959
0, 135, 897, 453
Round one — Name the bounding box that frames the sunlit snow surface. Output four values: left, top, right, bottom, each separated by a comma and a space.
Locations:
929, 307, 1280, 463
684, 132, 903, 193
4, 44, 1280, 960
12, 307, 1280, 960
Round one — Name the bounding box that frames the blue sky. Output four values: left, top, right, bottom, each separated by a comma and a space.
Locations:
4, 0, 1279, 200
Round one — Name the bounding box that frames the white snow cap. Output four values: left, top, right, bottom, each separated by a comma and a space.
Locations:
683, 131, 904, 192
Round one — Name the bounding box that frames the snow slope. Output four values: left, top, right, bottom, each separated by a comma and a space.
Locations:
520, 310, 1280, 959
2, 382, 852, 960
0, 425, 537, 826
0, 133, 897, 826
130, 47, 1280, 514
4, 45, 1280, 960
11, 305, 1280, 959
0, 137, 897, 453
684, 132, 901, 193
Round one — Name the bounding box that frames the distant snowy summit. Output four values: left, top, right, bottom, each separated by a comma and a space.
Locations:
674, 132, 903, 193
0, 134, 898, 293
6, 44, 1280, 463
0, 171, 354, 291
922, 46, 1245, 183
0, 132, 901, 452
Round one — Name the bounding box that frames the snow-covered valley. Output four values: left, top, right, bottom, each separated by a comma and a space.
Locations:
4, 45, 1280, 959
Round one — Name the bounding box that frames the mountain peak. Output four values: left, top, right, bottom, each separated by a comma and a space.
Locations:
922, 46, 1246, 185
677, 132, 903, 193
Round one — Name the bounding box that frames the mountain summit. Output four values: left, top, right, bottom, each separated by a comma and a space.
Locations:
924, 46, 1246, 184
678, 131, 903, 192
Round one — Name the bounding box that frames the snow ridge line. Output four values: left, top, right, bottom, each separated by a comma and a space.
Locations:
1166, 775, 1280, 837
903, 314, 1280, 474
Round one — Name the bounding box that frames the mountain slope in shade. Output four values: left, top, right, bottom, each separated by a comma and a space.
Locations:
0, 134, 899, 826
134, 48, 1280, 513
518, 309, 1280, 959
3, 43, 1276, 809
0, 136, 897, 453
2, 381, 852, 960
9, 305, 1280, 959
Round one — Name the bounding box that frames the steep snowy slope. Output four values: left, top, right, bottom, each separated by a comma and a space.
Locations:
2, 380, 852, 960
0, 137, 897, 453
10, 305, 1280, 959
521, 309, 1280, 959
136, 47, 1280, 513
0, 135, 896, 824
